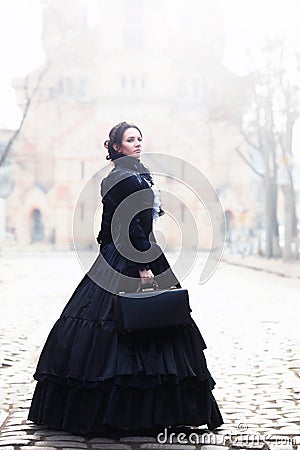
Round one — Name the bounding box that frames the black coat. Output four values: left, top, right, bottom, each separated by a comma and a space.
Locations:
97, 157, 155, 257
92, 156, 180, 290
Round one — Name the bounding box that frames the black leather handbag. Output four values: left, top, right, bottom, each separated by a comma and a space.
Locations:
113, 283, 192, 333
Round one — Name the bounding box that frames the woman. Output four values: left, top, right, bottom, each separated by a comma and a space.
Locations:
27, 121, 223, 436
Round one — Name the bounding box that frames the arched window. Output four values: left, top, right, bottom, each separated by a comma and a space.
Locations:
30, 209, 44, 242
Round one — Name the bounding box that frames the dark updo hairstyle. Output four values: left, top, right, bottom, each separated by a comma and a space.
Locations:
104, 121, 143, 161
104, 121, 153, 184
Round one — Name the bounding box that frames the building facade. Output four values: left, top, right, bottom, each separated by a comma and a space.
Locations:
6, 0, 255, 250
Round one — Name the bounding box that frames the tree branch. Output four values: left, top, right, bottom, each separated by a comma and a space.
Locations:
240, 127, 260, 151
0, 62, 50, 167
235, 146, 264, 177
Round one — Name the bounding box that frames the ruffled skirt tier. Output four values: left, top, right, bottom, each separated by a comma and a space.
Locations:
28, 245, 223, 435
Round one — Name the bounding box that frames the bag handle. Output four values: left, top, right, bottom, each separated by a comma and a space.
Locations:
136, 279, 159, 292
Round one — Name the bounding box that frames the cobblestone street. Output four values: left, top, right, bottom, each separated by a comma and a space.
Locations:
0, 249, 299, 450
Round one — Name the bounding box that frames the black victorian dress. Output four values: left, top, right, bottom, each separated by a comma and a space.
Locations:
27, 156, 223, 436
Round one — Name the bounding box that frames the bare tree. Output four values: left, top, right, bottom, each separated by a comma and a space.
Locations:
235, 39, 299, 259
0, 63, 50, 168
277, 74, 299, 259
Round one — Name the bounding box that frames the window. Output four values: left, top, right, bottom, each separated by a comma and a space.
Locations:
81, 161, 85, 179
123, 0, 144, 49
49, 77, 90, 101
78, 78, 88, 99
80, 203, 84, 221
121, 76, 146, 91
181, 204, 185, 222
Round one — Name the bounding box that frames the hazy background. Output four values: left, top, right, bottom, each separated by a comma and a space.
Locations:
0, 0, 300, 264
1, 0, 300, 127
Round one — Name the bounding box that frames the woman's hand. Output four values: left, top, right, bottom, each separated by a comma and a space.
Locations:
139, 268, 155, 285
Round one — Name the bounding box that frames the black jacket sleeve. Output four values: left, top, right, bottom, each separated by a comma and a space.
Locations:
103, 173, 155, 269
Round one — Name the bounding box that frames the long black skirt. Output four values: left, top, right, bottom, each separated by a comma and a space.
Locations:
27, 243, 223, 436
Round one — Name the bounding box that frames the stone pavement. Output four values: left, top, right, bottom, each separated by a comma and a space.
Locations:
222, 249, 300, 279
0, 249, 299, 450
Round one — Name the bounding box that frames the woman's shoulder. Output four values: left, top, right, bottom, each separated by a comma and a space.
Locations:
101, 167, 145, 198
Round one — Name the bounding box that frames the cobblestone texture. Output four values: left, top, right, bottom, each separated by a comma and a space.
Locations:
0, 250, 299, 449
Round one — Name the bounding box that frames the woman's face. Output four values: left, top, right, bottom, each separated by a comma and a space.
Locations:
114, 127, 142, 158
